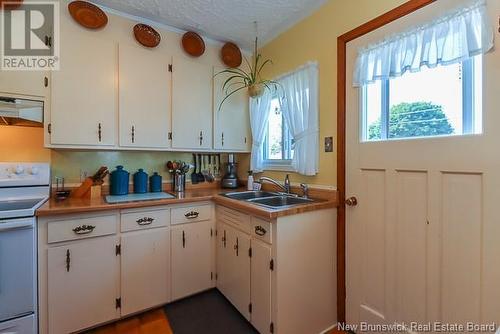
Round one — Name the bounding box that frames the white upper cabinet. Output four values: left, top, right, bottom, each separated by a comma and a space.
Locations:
50, 34, 117, 146
0, 71, 49, 98
0, 21, 51, 98
118, 44, 171, 148
213, 67, 251, 151
171, 57, 213, 150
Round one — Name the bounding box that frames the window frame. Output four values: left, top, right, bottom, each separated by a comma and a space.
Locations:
361, 57, 480, 142
262, 96, 295, 171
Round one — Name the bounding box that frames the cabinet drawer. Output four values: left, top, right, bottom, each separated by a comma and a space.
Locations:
121, 208, 170, 232
47, 214, 118, 243
171, 204, 212, 225
251, 217, 272, 244
216, 205, 251, 234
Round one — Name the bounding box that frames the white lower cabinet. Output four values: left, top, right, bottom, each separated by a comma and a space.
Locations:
216, 207, 273, 333
250, 239, 272, 334
121, 227, 170, 316
47, 235, 120, 334
218, 223, 251, 319
171, 220, 214, 300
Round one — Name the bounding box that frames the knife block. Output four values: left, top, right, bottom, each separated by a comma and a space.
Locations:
90, 185, 102, 200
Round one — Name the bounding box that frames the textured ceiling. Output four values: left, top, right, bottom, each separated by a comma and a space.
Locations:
90, 0, 327, 50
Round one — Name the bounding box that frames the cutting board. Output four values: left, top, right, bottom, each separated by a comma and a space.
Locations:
105, 192, 175, 204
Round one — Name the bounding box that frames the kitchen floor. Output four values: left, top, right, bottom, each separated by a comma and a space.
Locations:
86, 289, 344, 334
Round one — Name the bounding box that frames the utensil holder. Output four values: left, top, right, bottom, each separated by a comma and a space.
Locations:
172, 174, 186, 192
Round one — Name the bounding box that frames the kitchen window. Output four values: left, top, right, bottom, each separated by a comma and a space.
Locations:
262, 97, 295, 170
362, 55, 482, 141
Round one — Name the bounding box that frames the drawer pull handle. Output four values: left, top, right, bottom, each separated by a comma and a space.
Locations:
182, 230, 186, 248
72, 224, 96, 235
255, 225, 267, 236
185, 211, 199, 219
136, 217, 154, 225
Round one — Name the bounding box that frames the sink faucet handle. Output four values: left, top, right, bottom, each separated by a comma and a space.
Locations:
300, 183, 309, 198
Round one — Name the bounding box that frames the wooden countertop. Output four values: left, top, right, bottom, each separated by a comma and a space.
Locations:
36, 187, 339, 220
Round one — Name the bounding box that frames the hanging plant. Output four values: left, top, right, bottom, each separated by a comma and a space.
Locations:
215, 36, 278, 111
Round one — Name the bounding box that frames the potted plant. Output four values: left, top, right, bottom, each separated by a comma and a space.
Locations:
215, 37, 279, 111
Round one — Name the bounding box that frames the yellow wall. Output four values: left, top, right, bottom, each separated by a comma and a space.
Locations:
0, 126, 51, 162
244, 0, 406, 187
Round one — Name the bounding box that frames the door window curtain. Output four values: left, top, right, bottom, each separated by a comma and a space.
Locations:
353, 0, 493, 87
278, 62, 319, 176
249, 91, 272, 172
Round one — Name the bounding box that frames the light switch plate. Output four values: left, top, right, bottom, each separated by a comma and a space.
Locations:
325, 137, 333, 152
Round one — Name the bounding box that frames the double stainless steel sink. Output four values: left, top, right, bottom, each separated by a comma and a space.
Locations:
222, 191, 314, 209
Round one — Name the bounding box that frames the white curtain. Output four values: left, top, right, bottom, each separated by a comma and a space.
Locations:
353, 0, 493, 87
249, 91, 272, 172
278, 62, 319, 176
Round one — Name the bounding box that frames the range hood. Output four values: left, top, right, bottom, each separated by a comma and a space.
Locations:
0, 96, 43, 127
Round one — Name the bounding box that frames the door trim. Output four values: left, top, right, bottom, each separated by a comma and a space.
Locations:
336, 0, 435, 323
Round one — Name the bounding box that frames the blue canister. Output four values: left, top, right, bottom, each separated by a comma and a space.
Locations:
150, 172, 162, 192
110, 166, 129, 195
133, 169, 148, 194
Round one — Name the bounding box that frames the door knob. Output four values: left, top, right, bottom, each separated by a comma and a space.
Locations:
345, 196, 358, 206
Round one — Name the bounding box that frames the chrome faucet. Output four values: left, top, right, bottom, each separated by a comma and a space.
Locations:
259, 174, 291, 194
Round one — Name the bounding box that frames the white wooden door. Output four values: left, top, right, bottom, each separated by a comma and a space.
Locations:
224, 224, 251, 320
171, 57, 212, 149
50, 34, 116, 146
171, 221, 213, 300
121, 228, 170, 316
213, 67, 251, 151
250, 239, 272, 334
345, 0, 500, 329
119, 44, 171, 148
47, 236, 119, 334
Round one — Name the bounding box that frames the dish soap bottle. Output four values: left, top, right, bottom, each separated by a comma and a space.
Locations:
247, 171, 254, 191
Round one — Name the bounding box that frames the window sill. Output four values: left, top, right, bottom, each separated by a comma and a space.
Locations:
262, 160, 295, 172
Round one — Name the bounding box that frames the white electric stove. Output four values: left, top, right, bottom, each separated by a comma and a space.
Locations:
0, 162, 50, 334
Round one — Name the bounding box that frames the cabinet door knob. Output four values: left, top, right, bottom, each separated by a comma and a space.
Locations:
345, 196, 358, 207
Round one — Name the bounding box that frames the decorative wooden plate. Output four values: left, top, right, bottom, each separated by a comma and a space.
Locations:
0, 0, 23, 10
182, 31, 205, 57
68, 1, 108, 29
133, 23, 161, 48
221, 42, 242, 68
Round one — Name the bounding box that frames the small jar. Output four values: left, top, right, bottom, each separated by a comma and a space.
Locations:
109, 166, 129, 196
150, 172, 162, 192
133, 169, 148, 194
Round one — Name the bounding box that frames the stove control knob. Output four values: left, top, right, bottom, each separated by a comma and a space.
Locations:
31, 166, 39, 175
15, 165, 25, 175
